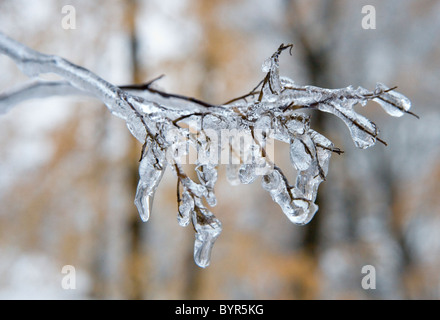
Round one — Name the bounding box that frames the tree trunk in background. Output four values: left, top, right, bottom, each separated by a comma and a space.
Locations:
124, 0, 148, 299
181, 0, 220, 300
284, 0, 340, 298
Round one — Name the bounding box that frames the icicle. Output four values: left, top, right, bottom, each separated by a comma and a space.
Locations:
294, 130, 333, 203
134, 140, 166, 222
279, 187, 319, 225
135, 186, 154, 222
288, 191, 319, 225
262, 169, 318, 225
261, 130, 334, 226
192, 206, 222, 268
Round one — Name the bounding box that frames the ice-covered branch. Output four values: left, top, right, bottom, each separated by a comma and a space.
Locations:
0, 80, 88, 114
0, 35, 414, 267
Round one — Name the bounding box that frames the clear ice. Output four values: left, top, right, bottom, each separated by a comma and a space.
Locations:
0, 33, 414, 267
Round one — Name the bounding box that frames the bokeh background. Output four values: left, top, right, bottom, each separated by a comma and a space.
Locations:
0, 0, 439, 299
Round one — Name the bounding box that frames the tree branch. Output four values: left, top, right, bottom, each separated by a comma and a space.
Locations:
0, 31, 415, 268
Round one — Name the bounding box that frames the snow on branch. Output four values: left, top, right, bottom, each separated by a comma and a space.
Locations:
0, 34, 415, 267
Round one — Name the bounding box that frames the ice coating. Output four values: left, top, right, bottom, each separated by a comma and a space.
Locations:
178, 190, 193, 227
239, 164, 257, 184
290, 138, 313, 171
196, 164, 218, 207
0, 33, 414, 267
373, 83, 412, 117
261, 57, 272, 73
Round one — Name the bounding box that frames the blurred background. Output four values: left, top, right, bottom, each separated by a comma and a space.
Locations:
0, 0, 439, 299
